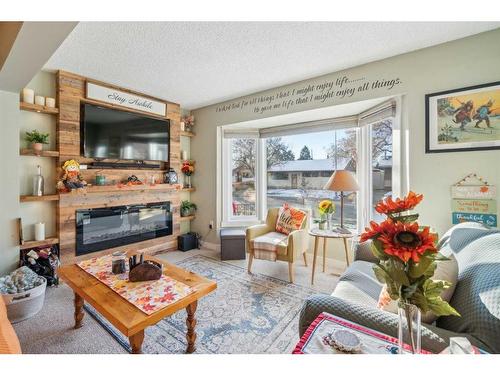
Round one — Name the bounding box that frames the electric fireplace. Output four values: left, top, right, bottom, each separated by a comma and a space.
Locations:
75, 202, 172, 256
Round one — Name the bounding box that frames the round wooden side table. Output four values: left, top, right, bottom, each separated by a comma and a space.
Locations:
308, 228, 355, 285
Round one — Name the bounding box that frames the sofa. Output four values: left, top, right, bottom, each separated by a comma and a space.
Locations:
0, 297, 22, 354
299, 222, 500, 353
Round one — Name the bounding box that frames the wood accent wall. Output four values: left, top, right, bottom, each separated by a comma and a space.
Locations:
56, 70, 181, 264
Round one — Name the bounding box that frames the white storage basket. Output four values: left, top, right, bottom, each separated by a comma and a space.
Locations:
1, 277, 47, 323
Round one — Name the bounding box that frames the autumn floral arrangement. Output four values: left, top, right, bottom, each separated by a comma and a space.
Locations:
360, 191, 459, 353
181, 160, 195, 176
181, 160, 195, 188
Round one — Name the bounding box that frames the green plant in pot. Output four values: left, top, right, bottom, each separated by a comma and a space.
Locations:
181, 200, 197, 217
25, 130, 49, 155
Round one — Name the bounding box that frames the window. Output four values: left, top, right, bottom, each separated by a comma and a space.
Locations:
264, 129, 358, 231
220, 99, 400, 230
229, 138, 257, 218
371, 119, 393, 222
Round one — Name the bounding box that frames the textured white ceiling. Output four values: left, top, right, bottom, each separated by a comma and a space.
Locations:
44, 22, 499, 109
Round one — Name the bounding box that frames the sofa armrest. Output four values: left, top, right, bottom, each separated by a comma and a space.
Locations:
353, 240, 378, 263
298, 294, 487, 353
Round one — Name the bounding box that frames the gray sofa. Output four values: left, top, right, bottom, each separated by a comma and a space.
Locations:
299, 222, 500, 353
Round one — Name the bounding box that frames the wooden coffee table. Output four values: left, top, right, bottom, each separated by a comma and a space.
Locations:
58, 255, 217, 354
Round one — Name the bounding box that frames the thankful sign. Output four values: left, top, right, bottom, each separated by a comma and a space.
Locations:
86, 82, 166, 116
450, 173, 497, 227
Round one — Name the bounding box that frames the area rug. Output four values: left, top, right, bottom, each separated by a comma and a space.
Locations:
84, 255, 320, 354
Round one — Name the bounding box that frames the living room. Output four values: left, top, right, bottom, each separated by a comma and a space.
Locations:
1, 1, 500, 373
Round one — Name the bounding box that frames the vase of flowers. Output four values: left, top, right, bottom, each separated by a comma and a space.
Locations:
360, 192, 459, 354
181, 160, 195, 188
318, 200, 335, 230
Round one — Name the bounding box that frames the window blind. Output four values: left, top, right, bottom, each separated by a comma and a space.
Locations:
258, 115, 358, 138
358, 100, 396, 126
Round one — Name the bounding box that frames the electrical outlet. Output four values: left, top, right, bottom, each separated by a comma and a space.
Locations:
209, 220, 214, 229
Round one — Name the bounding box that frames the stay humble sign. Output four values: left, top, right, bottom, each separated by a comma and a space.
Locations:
86, 82, 166, 117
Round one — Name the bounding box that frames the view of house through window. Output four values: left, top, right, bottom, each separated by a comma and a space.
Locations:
225, 116, 394, 229
266, 129, 358, 230
230, 138, 256, 217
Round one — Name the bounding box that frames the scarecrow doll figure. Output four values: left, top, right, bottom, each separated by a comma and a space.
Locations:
57, 159, 87, 192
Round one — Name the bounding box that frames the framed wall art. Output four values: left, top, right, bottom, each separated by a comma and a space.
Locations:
425, 81, 500, 153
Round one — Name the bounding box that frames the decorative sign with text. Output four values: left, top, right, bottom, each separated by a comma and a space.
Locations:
452, 213, 497, 227
86, 82, 166, 116
451, 173, 497, 227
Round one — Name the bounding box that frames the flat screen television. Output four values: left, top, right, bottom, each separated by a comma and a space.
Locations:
81, 103, 170, 162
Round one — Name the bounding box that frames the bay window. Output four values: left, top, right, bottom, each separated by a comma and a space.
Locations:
220, 99, 401, 231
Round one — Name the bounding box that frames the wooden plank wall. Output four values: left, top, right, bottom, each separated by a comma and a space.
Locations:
56, 70, 181, 264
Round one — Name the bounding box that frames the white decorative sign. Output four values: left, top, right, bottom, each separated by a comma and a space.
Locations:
451, 185, 497, 199
86, 82, 166, 116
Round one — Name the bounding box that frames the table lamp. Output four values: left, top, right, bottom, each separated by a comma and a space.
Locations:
323, 170, 359, 234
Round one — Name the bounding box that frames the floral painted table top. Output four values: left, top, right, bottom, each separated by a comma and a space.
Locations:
78, 255, 193, 315
293, 312, 432, 354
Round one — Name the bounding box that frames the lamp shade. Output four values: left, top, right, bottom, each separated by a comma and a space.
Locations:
323, 170, 359, 192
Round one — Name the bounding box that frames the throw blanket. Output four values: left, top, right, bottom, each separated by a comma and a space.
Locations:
252, 232, 288, 261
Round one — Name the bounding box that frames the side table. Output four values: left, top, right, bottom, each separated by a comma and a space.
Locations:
308, 228, 355, 284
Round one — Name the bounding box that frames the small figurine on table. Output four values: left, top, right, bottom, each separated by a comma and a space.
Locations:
57, 159, 87, 192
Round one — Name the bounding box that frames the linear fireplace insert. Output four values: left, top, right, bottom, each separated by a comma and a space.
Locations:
75, 202, 172, 256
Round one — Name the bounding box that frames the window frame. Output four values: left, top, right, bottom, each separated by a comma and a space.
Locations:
218, 99, 402, 231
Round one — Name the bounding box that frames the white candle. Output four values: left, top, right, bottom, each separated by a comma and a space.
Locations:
45, 97, 55, 108
181, 150, 188, 161
22, 88, 35, 104
34, 222, 45, 241
35, 96, 45, 106
180, 121, 185, 131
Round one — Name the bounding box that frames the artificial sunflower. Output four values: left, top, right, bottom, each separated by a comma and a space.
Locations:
318, 199, 335, 214
374, 191, 423, 215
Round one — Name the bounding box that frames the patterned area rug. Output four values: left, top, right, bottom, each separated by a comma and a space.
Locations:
84, 255, 319, 353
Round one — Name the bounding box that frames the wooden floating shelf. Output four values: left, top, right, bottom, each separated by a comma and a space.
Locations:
20, 148, 60, 157
65, 184, 181, 194
179, 215, 195, 222
20, 237, 59, 250
20, 102, 59, 115
20, 194, 59, 202
180, 131, 195, 137
181, 187, 196, 192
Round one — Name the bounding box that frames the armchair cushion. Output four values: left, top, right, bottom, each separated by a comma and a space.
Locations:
275, 204, 306, 235
251, 232, 288, 261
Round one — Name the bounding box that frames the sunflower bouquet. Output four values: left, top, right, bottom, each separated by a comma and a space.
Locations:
360, 191, 459, 353
318, 199, 335, 215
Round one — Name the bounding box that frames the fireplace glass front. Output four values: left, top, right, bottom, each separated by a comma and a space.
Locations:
75, 202, 172, 256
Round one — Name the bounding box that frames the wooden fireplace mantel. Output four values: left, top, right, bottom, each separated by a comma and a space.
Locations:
56, 70, 182, 265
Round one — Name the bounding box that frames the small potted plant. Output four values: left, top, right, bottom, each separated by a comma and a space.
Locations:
181, 200, 197, 217
25, 130, 49, 155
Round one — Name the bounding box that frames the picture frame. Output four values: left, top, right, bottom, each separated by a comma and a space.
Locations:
425, 81, 500, 153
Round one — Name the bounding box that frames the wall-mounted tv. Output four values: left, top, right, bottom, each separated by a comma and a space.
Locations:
81, 103, 170, 162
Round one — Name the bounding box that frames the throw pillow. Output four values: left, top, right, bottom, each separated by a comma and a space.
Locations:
275, 203, 306, 235
378, 254, 459, 324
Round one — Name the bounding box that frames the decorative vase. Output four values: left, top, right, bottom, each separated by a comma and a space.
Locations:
397, 302, 421, 354
184, 175, 192, 188
326, 213, 334, 230
32, 142, 43, 155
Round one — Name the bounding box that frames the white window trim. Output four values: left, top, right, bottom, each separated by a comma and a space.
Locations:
218, 97, 403, 230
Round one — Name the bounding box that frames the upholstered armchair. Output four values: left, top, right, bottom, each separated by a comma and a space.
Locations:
246, 207, 309, 283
